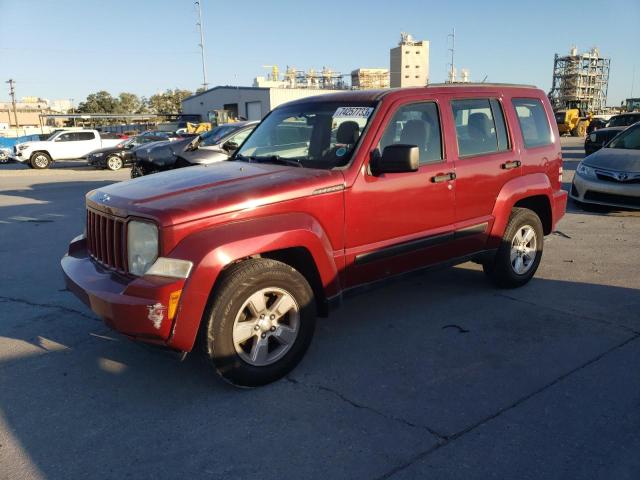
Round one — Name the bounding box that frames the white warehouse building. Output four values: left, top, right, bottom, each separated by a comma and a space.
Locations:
181, 86, 345, 122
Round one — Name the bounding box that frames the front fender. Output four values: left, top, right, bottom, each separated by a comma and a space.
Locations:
488, 173, 553, 248
166, 212, 340, 351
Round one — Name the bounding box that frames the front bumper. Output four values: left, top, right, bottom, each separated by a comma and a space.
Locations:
571, 172, 640, 210
61, 235, 187, 345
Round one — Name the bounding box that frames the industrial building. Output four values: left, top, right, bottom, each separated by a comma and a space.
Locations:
390, 32, 429, 88
253, 65, 348, 90
549, 47, 610, 113
351, 68, 390, 89
180, 85, 345, 121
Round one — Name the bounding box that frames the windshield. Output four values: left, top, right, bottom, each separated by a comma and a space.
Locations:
235, 101, 377, 169
200, 125, 238, 147
608, 124, 640, 150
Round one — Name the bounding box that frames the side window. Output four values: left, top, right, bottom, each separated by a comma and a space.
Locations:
512, 98, 552, 148
228, 128, 252, 146
451, 98, 509, 157
56, 133, 74, 142
76, 132, 96, 141
378, 102, 443, 164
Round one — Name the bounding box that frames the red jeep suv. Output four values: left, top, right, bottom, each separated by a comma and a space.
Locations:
62, 84, 567, 386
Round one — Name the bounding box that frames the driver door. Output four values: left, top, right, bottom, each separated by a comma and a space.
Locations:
344, 99, 457, 287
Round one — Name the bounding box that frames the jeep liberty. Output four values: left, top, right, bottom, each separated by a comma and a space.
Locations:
62, 84, 567, 386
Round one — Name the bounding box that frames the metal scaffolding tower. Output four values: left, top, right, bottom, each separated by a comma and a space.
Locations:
549, 47, 610, 113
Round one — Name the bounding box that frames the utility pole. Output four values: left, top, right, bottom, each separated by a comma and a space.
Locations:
6, 79, 19, 131
70, 98, 76, 126
195, 1, 208, 91
447, 28, 456, 83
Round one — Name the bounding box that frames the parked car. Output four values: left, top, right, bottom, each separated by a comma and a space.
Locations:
571, 121, 640, 209
0, 147, 10, 163
87, 135, 169, 171
62, 84, 567, 387
584, 113, 640, 156
130, 121, 257, 178
13, 129, 123, 169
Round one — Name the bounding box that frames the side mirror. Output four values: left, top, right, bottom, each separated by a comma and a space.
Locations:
223, 140, 239, 152
371, 144, 419, 175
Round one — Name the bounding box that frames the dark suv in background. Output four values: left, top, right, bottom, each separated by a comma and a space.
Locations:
585, 112, 640, 155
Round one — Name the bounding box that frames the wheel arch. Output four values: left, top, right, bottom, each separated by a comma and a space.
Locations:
166, 213, 340, 352
488, 173, 554, 248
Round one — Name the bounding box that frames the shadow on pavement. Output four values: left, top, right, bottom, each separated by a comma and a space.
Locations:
0, 265, 638, 479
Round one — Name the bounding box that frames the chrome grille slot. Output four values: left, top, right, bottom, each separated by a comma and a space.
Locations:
86, 209, 127, 272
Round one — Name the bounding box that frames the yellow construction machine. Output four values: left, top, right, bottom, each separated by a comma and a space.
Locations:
555, 109, 591, 136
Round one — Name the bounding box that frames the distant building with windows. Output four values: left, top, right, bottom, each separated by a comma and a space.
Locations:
390, 32, 429, 88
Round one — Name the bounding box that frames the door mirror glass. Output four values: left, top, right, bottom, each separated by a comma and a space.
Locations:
372, 144, 419, 175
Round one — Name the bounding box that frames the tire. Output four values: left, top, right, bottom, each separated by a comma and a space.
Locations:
483, 207, 544, 288
106, 155, 123, 171
201, 258, 316, 387
30, 152, 51, 169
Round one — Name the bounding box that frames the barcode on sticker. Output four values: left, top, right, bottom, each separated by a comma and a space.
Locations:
333, 107, 374, 119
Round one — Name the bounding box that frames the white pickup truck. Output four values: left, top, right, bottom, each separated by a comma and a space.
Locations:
13, 130, 123, 169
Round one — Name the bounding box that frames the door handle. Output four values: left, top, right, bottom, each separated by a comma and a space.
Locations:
431, 172, 456, 183
501, 160, 521, 170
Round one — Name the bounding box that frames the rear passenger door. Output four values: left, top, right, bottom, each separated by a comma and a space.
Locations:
447, 96, 520, 250
73, 131, 99, 158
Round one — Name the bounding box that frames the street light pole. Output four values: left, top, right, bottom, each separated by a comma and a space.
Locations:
195, 1, 208, 91
6, 79, 19, 133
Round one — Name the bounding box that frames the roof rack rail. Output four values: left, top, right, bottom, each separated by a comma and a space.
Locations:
427, 82, 537, 88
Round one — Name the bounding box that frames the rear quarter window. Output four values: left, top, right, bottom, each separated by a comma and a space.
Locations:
512, 98, 552, 148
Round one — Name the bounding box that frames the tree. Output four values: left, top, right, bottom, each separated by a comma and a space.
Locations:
76, 90, 118, 113
115, 92, 143, 114
147, 89, 193, 114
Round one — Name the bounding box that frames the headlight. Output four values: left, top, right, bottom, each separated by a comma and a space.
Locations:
576, 163, 595, 178
17, 144, 29, 150
589, 133, 596, 142
127, 221, 158, 276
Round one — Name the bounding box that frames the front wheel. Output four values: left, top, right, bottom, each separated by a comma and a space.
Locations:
201, 258, 316, 387
30, 152, 51, 169
483, 207, 543, 288
106, 155, 123, 171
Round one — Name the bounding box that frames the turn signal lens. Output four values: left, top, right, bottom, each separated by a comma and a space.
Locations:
168, 290, 182, 321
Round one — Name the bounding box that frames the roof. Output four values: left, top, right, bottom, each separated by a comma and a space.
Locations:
182, 86, 268, 102
278, 83, 542, 108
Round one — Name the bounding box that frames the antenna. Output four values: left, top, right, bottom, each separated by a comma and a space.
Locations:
195, 1, 208, 91
447, 28, 455, 83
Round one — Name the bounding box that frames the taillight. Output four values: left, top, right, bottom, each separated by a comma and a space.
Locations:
558, 166, 563, 183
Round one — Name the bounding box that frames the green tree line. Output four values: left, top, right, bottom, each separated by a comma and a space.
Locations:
75, 89, 195, 115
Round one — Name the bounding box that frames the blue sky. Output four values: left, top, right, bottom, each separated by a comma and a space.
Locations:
1, 0, 638, 105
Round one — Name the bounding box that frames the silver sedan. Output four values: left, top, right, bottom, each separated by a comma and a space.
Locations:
571, 122, 640, 209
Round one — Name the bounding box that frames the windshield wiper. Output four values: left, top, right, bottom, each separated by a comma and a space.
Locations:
234, 154, 302, 167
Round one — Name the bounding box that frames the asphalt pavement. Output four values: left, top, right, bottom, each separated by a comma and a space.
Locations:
0, 138, 639, 479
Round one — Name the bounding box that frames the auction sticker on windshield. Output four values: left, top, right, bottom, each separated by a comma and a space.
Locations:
333, 107, 374, 119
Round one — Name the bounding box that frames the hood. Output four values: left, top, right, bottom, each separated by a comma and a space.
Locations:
16, 140, 44, 149
593, 126, 625, 137
87, 161, 345, 226
178, 147, 229, 165
584, 147, 640, 173
134, 137, 193, 167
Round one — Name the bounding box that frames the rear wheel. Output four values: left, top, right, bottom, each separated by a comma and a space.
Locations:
30, 152, 51, 169
483, 208, 543, 288
201, 258, 316, 387
106, 155, 123, 171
